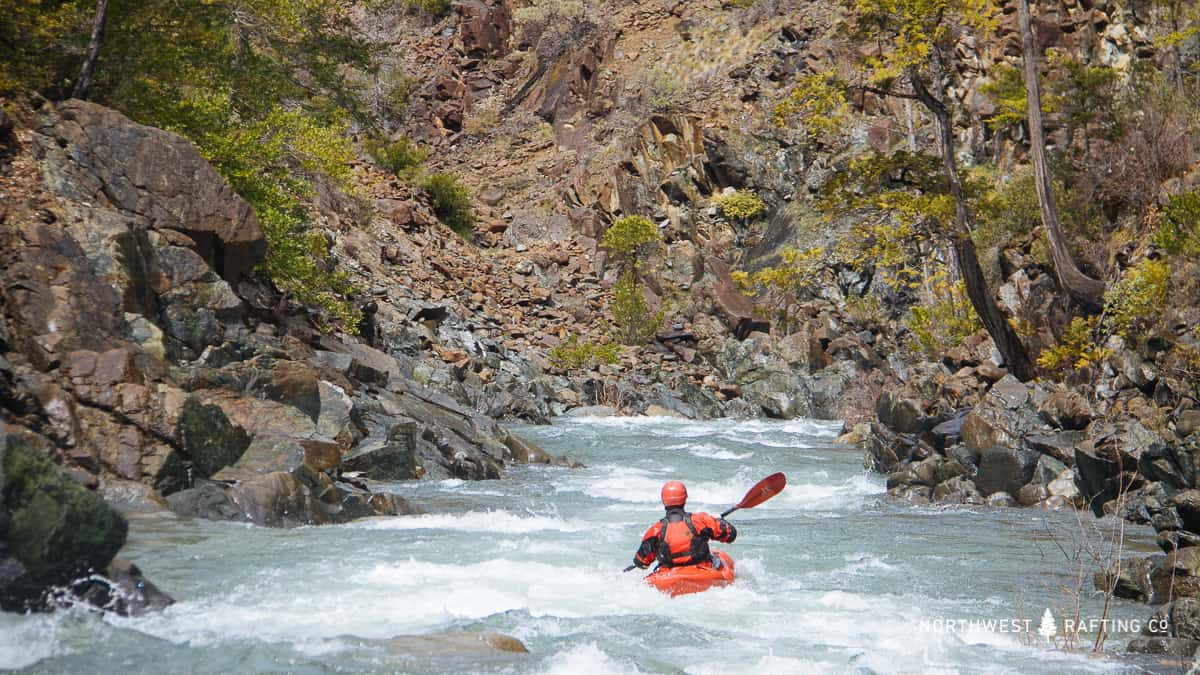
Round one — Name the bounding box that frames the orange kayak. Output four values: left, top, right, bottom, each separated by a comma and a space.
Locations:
645, 551, 735, 596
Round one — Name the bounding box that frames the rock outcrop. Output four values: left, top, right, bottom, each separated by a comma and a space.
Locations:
1, 100, 571, 538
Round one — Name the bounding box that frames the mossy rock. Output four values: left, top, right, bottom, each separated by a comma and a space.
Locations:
1, 433, 127, 598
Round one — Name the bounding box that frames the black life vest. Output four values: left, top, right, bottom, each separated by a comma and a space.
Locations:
655, 510, 712, 567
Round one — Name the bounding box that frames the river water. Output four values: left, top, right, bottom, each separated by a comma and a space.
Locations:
2, 416, 1168, 673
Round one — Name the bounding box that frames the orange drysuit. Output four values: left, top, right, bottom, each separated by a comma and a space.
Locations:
633, 507, 736, 569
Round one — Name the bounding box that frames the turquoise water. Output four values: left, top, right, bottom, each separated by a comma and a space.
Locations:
1, 416, 1166, 673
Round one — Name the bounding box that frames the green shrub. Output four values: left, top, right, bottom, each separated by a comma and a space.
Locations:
844, 293, 886, 327
365, 135, 428, 176
600, 215, 660, 268
906, 277, 981, 356
611, 270, 664, 345
641, 66, 684, 111
463, 95, 503, 137
1037, 316, 1110, 373
1155, 190, 1200, 256
714, 189, 766, 223
1104, 259, 1170, 340
548, 336, 620, 370
405, 0, 451, 15
979, 64, 1030, 133
423, 172, 475, 237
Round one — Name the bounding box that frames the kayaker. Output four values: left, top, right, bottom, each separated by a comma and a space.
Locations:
631, 481, 737, 571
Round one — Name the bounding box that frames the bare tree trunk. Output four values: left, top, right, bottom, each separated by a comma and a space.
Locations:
911, 73, 1036, 381
1018, 0, 1106, 310
71, 0, 110, 100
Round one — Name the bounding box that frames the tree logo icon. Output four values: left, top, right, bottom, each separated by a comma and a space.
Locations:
1038, 609, 1057, 641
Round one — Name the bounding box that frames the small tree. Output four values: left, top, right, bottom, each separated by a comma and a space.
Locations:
600, 215, 663, 344
610, 271, 664, 345
779, 0, 1036, 380
600, 215, 659, 270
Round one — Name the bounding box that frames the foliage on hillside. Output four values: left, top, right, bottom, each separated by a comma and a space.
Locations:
0, 0, 391, 331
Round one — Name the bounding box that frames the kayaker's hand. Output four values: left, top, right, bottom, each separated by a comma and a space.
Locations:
700, 527, 714, 538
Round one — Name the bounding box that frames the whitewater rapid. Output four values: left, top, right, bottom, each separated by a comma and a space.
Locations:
1, 416, 1162, 673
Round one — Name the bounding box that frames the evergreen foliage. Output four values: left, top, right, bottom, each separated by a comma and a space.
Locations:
601, 215, 660, 269
1156, 191, 1200, 256
423, 173, 476, 237
714, 190, 766, 224
548, 337, 621, 370
610, 270, 664, 345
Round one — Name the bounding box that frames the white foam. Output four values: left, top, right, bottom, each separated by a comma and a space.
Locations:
688, 447, 754, 461
535, 643, 644, 675
349, 510, 591, 534
0, 614, 60, 670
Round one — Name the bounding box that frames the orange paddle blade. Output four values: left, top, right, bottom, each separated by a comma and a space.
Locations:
721, 472, 786, 517
736, 472, 786, 509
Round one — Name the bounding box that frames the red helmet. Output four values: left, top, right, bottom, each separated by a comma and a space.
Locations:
661, 481, 687, 507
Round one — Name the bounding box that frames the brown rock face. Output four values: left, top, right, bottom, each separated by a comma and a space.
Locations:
35, 100, 265, 282
458, 0, 511, 58
708, 259, 769, 340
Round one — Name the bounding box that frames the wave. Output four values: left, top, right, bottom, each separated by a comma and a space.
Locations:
0, 613, 62, 670
348, 510, 592, 534
534, 642, 645, 675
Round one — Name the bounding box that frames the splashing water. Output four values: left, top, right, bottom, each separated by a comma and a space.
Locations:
1, 416, 1160, 673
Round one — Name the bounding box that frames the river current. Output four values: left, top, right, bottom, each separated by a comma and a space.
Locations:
1, 416, 1166, 673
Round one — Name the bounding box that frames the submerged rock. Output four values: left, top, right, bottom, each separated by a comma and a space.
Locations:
70, 557, 175, 616
166, 472, 419, 527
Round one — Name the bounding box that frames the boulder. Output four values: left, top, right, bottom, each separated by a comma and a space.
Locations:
875, 392, 925, 434
1038, 390, 1094, 430
1171, 490, 1200, 533
931, 410, 970, 450
1177, 410, 1200, 438
1095, 554, 1163, 603
1074, 443, 1120, 516
35, 100, 264, 281
1139, 443, 1194, 490
97, 479, 169, 514
260, 361, 322, 422
457, 0, 511, 58
973, 446, 1040, 497
343, 423, 422, 480
158, 396, 252, 493
985, 492, 1017, 507
1024, 430, 1081, 466
932, 476, 985, 504
1126, 636, 1200, 657
960, 376, 1051, 453
1, 433, 127, 611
